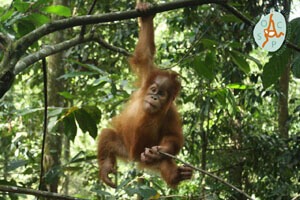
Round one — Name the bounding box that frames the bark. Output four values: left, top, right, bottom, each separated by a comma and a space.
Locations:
278, 0, 291, 140
43, 0, 68, 193
278, 64, 290, 139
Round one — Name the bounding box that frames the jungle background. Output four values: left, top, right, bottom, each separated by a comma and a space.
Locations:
0, 0, 299, 199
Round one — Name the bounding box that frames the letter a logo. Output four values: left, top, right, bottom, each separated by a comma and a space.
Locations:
253, 9, 286, 52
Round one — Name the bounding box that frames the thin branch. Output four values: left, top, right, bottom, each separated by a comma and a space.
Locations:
159, 151, 254, 200
14, 33, 129, 74
221, 3, 254, 26
0, 185, 87, 200
95, 37, 131, 57
14, 34, 95, 74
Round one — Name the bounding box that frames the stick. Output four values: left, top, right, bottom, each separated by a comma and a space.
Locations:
159, 151, 254, 200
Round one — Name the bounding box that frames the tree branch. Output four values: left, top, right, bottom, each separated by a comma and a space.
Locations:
15, 0, 227, 54
0, 185, 87, 200
159, 151, 254, 200
14, 33, 130, 75
95, 37, 131, 57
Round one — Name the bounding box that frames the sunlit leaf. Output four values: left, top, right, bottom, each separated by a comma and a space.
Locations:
227, 83, 248, 90
58, 91, 75, 99
0, 10, 14, 22
42, 5, 71, 17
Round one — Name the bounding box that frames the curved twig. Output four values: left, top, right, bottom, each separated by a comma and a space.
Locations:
159, 151, 254, 200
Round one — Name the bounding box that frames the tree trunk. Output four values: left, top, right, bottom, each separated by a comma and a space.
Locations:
44, 0, 68, 193
278, 64, 290, 139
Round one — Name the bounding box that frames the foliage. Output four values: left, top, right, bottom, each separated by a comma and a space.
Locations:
0, 0, 300, 199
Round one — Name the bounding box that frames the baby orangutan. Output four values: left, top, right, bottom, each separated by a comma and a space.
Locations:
97, 2, 193, 188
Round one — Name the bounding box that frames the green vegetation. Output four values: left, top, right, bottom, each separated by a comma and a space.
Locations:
0, 0, 299, 199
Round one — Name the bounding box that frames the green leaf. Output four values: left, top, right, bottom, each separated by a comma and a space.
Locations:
201, 38, 218, 49
193, 55, 214, 80
24, 13, 50, 26
289, 18, 300, 46
91, 188, 111, 196
82, 64, 104, 74
227, 83, 248, 90
75, 108, 98, 139
48, 107, 63, 117
262, 49, 291, 88
69, 151, 85, 163
138, 185, 157, 199
67, 59, 105, 74
242, 54, 263, 69
64, 112, 77, 141
213, 88, 227, 107
16, 20, 35, 36
19, 108, 43, 116
292, 55, 300, 78
44, 166, 62, 184
82, 106, 101, 124
221, 14, 241, 23
226, 89, 237, 115
13, 0, 30, 12
125, 187, 138, 196
93, 77, 110, 86
42, 5, 71, 17
58, 91, 75, 99
229, 51, 250, 73
7, 160, 28, 171
0, 10, 14, 22
111, 82, 117, 95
